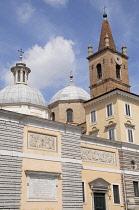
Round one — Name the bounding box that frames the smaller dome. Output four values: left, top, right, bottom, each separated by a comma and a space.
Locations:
0, 84, 46, 107
50, 82, 90, 104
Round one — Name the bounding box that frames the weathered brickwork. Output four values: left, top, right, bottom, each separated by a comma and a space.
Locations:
88, 48, 130, 98
0, 119, 23, 209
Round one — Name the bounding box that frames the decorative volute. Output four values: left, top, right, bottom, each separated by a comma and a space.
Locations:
11, 49, 31, 85
98, 13, 116, 51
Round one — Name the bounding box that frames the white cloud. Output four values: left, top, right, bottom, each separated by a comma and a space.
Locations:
43, 0, 68, 7
17, 2, 35, 23
2, 36, 76, 90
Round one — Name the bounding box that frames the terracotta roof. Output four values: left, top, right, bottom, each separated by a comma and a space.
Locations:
98, 17, 116, 51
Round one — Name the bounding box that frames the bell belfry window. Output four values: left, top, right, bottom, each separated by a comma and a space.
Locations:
97, 64, 102, 79
116, 64, 121, 79
18, 70, 20, 82
23, 71, 25, 82
67, 109, 73, 122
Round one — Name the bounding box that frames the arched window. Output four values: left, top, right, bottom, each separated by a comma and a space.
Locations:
116, 64, 121, 79
23, 71, 25, 82
18, 70, 20, 82
97, 64, 102, 79
67, 109, 73, 122
51, 112, 55, 121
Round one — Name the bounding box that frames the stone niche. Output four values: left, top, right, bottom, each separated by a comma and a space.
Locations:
26, 171, 60, 201
28, 131, 57, 152
81, 147, 116, 165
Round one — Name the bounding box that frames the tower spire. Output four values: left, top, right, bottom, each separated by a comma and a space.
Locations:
98, 11, 116, 51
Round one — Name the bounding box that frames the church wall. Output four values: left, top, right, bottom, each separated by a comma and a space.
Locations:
81, 139, 124, 210
20, 125, 62, 210
0, 118, 23, 209
50, 101, 85, 124
85, 96, 120, 139
118, 146, 139, 209
117, 97, 139, 145
61, 132, 83, 209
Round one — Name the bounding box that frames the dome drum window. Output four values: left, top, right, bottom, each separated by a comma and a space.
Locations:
67, 109, 73, 122
51, 112, 55, 121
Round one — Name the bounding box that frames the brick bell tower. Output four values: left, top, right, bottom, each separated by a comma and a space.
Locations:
87, 12, 130, 98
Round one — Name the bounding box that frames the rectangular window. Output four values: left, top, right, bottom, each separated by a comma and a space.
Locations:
91, 132, 98, 137
113, 185, 120, 204
90, 109, 96, 124
106, 103, 113, 118
82, 182, 85, 203
108, 128, 115, 140
133, 181, 139, 197
127, 128, 134, 143
125, 103, 131, 117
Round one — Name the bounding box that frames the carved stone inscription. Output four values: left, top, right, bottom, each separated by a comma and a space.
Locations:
28, 132, 57, 152
81, 147, 116, 165
28, 175, 57, 200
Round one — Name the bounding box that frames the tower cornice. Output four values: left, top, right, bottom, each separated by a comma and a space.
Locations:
87, 47, 129, 60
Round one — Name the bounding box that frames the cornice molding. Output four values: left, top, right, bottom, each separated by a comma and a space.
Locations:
84, 89, 139, 108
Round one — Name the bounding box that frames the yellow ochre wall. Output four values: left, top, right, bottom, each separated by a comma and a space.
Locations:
20, 126, 62, 210
81, 142, 124, 210
85, 94, 139, 144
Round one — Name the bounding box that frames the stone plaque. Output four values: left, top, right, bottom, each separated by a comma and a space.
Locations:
28, 131, 57, 152
27, 175, 57, 201
81, 147, 116, 165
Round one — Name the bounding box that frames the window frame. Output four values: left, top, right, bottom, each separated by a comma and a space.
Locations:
96, 63, 102, 79
112, 183, 121, 205
90, 109, 97, 125
66, 108, 73, 122
124, 103, 132, 118
18, 70, 20, 82
106, 103, 114, 119
116, 64, 121, 79
107, 127, 116, 140
82, 181, 86, 203
133, 181, 139, 197
126, 127, 134, 143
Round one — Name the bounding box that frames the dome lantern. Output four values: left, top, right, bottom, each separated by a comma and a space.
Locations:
11, 49, 31, 85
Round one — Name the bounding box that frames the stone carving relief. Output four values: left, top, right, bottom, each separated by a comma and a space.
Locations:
28, 131, 57, 152
81, 147, 116, 165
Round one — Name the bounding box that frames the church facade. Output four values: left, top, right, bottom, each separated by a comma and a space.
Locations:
0, 12, 138, 210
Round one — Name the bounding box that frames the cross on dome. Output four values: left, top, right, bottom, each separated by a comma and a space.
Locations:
18, 48, 24, 61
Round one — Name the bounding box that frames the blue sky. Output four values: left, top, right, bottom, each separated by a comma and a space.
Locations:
0, 0, 139, 103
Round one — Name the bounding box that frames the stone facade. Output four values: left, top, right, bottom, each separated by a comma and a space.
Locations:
0, 115, 23, 209
119, 145, 139, 210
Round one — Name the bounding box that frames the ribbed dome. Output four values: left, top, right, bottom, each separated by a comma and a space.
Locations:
50, 82, 90, 104
0, 84, 47, 107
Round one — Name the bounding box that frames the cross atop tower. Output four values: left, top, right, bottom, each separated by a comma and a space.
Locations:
18, 49, 24, 61
103, 5, 107, 14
